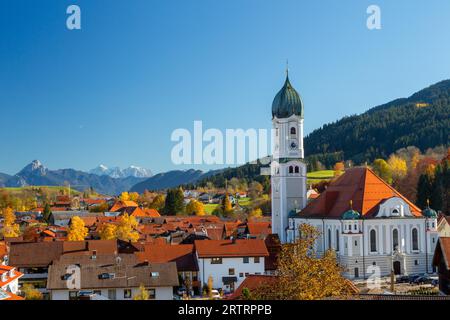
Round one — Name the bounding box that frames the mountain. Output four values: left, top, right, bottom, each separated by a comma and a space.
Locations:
0, 172, 12, 187
304, 79, 450, 167
3, 160, 146, 195
130, 169, 222, 193
89, 165, 152, 178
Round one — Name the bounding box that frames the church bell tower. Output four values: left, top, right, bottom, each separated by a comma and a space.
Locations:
270, 70, 307, 243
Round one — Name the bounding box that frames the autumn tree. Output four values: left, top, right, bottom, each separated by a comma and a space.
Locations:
249, 207, 262, 218
99, 223, 118, 240
119, 192, 130, 201
67, 216, 88, 241
185, 199, 205, 216
252, 224, 352, 300
333, 162, 345, 176
0, 207, 20, 238
372, 159, 393, 184
207, 275, 214, 298
248, 182, 263, 200
133, 284, 149, 300
388, 155, 407, 185
221, 193, 233, 216
149, 194, 165, 211
22, 283, 43, 300
116, 213, 139, 242
128, 192, 140, 202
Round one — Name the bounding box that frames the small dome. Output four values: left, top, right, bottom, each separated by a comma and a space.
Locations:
342, 209, 361, 220
422, 207, 437, 218
272, 75, 304, 119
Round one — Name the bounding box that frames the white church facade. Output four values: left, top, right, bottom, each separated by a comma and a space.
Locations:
270, 72, 439, 279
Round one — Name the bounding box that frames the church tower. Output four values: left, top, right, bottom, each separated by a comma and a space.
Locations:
270, 71, 307, 243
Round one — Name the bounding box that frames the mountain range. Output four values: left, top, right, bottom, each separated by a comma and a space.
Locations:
89, 165, 152, 179
0, 160, 146, 195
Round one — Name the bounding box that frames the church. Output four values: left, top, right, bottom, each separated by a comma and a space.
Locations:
270, 72, 439, 279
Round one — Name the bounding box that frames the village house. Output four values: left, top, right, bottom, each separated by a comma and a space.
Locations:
135, 243, 200, 294
432, 237, 450, 295
195, 239, 269, 293
47, 253, 178, 300
438, 214, 450, 237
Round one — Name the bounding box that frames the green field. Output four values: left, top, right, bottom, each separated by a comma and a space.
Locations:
0, 186, 81, 195
204, 203, 219, 214
306, 170, 335, 184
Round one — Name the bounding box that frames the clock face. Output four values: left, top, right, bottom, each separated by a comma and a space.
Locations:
290, 141, 297, 150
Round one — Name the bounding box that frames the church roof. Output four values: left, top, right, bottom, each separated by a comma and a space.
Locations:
298, 167, 423, 219
272, 75, 303, 119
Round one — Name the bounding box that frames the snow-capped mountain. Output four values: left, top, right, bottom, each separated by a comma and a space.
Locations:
89, 165, 152, 178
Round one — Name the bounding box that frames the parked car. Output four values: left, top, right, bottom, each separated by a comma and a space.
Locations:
413, 275, 434, 285
177, 287, 187, 296
431, 279, 439, 287
396, 276, 410, 283
408, 274, 424, 284
210, 289, 221, 299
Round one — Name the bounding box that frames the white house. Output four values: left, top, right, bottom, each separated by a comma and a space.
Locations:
194, 239, 269, 293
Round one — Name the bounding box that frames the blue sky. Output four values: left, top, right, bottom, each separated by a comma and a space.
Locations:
1, 0, 449, 175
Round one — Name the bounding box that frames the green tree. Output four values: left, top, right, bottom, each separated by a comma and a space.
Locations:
164, 188, 185, 215
42, 203, 53, 224
372, 159, 393, 184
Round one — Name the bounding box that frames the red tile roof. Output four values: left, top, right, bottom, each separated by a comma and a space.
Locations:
299, 167, 422, 219
110, 200, 138, 212
227, 275, 278, 299
433, 237, 450, 270
247, 222, 272, 236
135, 244, 198, 272
194, 239, 269, 258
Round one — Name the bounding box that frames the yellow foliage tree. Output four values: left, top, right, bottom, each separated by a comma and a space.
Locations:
116, 213, 139, 242
252, 224, 352, 300
119, 192, 130, 201
67, 216, 88, 241
186, 199, 205, 216
221, 193, 233, 216
133, 284, 149, 300
99, 223, 117, 240
1, 207, 20, 238
22, 283, 43, 300
128, 192, 140, 202
388, 155, 408, 182
249, 207, 262, 218
372, 159, 393, 184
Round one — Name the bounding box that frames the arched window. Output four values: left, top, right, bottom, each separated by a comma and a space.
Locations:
290, 127, 296, 135
370, 229, 377, 252
336, 229, 340, 252
328, 229, 332, 250
289, 166, 294, 174
392, 229, 399, 251
294, 166, 299, 173
412, 228, 419, 251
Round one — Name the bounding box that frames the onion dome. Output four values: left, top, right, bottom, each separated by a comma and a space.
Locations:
272, 73, 304, 119
342, 200, 360, 220
423, 199, 437, 218
342, 209, 361, 220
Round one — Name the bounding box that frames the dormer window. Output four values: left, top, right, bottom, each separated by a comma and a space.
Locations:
391, 209, 399, 216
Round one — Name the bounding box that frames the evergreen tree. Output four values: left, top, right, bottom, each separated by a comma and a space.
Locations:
42, 203, 52, 224
164, 188, 185, 215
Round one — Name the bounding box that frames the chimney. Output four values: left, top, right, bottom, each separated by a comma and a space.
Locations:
143, 259, 149, 266
231, 236, 236, 244
91, 250, 97, 260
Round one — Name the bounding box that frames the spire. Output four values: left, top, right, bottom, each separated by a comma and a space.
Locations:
426, 198, 430, 208
349, 200, 353, 210
285, 59, 289, 78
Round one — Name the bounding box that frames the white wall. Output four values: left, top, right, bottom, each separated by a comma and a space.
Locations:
50, 286, 173, 300
198, 256, 265, 292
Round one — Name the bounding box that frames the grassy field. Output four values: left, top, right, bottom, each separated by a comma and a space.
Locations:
204, 203, 219, 214
0, 186, 81, 196
307, 170, 335, 184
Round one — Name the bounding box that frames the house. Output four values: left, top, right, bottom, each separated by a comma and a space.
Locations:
438, 214, 450, 237
47, 253, 178, 300
0, 265, 23, 297
110, 200, 139, 212
135, 243, 200, 294
7, 239, 119, 298
287, 167, 439, 279
194, 239, 269, 293
432, 237, 450, 295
